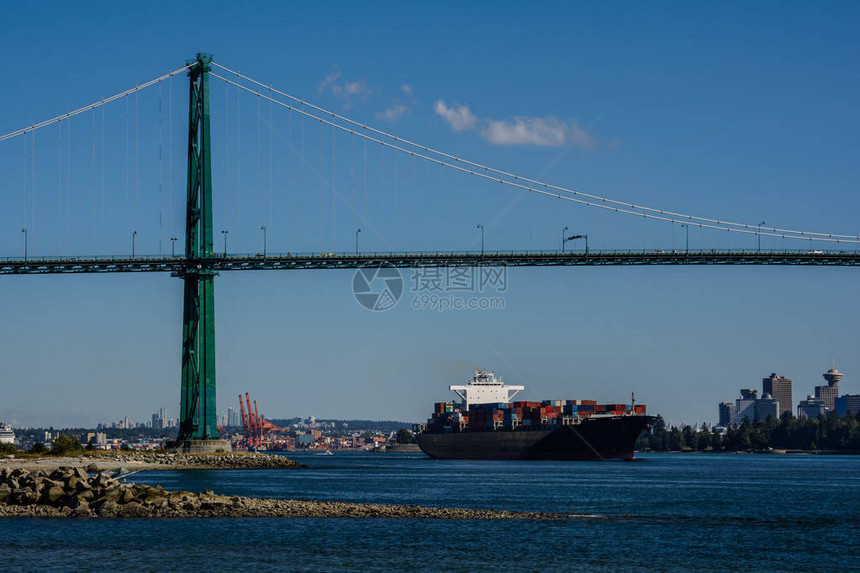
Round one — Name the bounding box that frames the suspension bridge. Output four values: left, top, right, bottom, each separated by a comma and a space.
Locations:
1, 53, 857, 449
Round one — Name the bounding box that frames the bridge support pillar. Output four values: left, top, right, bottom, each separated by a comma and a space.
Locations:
175, 53, 225, 450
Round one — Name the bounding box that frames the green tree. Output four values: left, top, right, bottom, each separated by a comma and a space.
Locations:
395, 428, 414, 444
0, 442, 17, 454
667, 427, 685, 451
29, 442, 46, 454
710, 431, 723, 451
697, 425, 712, 451
51, 434, 83, 456
682, 425, 697, 451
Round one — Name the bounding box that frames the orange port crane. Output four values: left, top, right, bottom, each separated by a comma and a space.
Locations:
237, 392, 284, 449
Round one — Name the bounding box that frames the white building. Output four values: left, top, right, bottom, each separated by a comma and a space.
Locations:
797, 396, 826, 419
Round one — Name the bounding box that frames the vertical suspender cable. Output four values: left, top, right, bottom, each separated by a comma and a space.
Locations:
125, 95, 129, 240
236, 84, 241, 251
168, 78, 173, 248
393, 146, 398, 249
269, 97, 273, 235
439, 163, 444, 250
32, 132, 36, 254
23, 134, 27, 248
299, 111, 304, 251
380, 143, 384, 244
67, 118, 71, 256
424, 159, 429, 250
363, 126, 367, 239
101, 105, 105, 252
453, 163, 457, 249
57, 121, 61, 255
332, 123, 335, 252
257, 95, 261, 231
135, 91, 139, 244
158, 82, 163, 255
91, 108, 95, 254
498, 180, 502, 250
319, 120, 323, 251
288, 109, 292, 248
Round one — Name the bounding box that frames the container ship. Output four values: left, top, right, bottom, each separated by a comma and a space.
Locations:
414, 370, 655, 461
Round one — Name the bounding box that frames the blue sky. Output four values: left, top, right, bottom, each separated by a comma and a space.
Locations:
0, 1, 858, 427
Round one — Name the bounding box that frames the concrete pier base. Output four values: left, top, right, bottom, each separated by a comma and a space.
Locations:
174, 439, 233, 453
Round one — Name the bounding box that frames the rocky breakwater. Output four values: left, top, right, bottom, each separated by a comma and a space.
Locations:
86, 452, 306, 471
0, 467, 563, 520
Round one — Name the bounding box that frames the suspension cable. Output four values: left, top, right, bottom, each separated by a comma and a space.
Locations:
0, 64, 194, 143
212, 62, 858, 241
209, 72, 858, 244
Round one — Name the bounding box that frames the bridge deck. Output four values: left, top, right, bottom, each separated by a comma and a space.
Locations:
1, 250, 858, 274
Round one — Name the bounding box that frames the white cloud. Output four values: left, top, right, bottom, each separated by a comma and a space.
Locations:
481, 117, 593, 148
317, 69, 342, 94
401, 84, 413, 96
317, 66, 372, 108
343, 81, 370, 96
434, 100, 477, 132
376, 102, 408, 122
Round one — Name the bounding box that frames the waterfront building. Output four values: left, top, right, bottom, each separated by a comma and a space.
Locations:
732, 388, 781, 424
815, 365, 842, 411
755, 394, 779, 421
762, 373, 792, 418
227, 407, 239, 427
797, 396, 826, 419
736, 390, 758, 424
835, 395, 860, 417
719, 402, 736, 427
816, 385, 839, 411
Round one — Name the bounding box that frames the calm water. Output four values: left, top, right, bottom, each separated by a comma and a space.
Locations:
1, 452, 857, 571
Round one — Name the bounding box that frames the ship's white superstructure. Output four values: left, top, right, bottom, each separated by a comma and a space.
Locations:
0, 421, 15, 445
449, 370, 524, 409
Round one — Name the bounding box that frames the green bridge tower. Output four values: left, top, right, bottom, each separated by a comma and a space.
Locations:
175, 53, 228, 451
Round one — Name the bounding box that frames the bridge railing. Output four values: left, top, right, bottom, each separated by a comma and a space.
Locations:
0, 248, 855, 263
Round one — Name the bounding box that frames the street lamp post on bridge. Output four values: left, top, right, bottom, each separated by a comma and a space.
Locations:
132, 230, 138, 258
681, 224, 689, 254
355, 228, 361, 254
170, 237, 177, 257
477, 224, 484, 256
561, 226, 569, 252
21, 228, 27, 262
221, 230, 229, 257
757, 221, 766, 252
260, 225, 267, 257
566, 233, 588, 255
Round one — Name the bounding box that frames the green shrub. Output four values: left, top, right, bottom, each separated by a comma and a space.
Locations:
51, 434, 84, 456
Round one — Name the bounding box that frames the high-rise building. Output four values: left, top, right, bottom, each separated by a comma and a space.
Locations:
151, 407, 167, 430
762, 373, 792, 418
736, 391, 758, 424
815, 365, 842, 411
228, 407, 238, 427
718, 402, 736, 427
756, 394, 779, 421
835, 395, 860, 417
797, 395, 826, 419
733, 388, 780, 424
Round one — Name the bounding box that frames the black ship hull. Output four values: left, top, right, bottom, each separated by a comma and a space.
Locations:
416, 415, 654, 461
